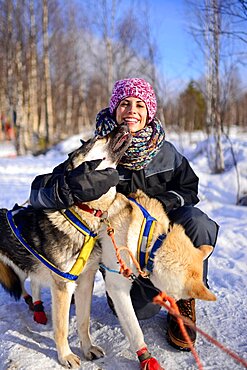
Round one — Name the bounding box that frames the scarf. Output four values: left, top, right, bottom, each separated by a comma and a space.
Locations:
95, 108, 165, 170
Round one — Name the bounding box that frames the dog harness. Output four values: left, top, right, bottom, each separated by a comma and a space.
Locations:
6, 207, 97, 281
128, 198, 166, 273
100, 199, 166, 275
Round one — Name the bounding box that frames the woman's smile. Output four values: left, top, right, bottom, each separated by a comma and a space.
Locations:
116, 97, 148, 133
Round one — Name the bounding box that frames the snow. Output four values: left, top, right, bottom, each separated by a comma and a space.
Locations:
0, 128, 247, 370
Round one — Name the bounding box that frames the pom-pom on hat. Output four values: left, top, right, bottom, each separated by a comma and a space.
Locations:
109, 78, 157, 123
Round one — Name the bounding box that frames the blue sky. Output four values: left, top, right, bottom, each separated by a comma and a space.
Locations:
145, 0, 246, 90
146, 0, 204, 83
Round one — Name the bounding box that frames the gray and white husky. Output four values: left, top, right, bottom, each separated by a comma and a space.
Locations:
0, 123, 132, 368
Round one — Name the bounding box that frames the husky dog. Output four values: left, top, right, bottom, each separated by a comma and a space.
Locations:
93, 190, 217, 368
0, 123, 132, 368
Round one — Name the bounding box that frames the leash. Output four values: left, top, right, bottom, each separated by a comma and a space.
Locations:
154, 292, 247, 369
104, 220, 247, 370
104, 219, 148, 279
154, 293, 203, 370
103, 219, 203, 369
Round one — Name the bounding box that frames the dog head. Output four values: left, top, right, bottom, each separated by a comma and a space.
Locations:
152, 227, 216, 302
184, 244, 216, 301
67, 123, 132, 209
68, 122, 132, 171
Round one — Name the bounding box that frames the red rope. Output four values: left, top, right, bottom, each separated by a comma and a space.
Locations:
106, 224, 203, 368
107, 226, 148, 278
106, 223, 247, 370
153, 292, 204, 370
153, 292, 247, 369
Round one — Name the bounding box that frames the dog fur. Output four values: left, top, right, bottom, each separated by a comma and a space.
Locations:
94, 189, 216, 356
0, 124, 132, 368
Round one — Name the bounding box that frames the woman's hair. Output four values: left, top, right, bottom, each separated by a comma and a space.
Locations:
109, 78, 157, 123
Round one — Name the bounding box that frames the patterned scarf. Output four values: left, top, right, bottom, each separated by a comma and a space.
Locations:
95, 108, 165, 170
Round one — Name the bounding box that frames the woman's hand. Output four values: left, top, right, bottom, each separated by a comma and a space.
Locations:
67, 159, 119, 203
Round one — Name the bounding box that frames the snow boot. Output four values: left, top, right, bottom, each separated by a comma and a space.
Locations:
137, 347, 164, 370
167, 298, 196, 351
33, 300, 48, 325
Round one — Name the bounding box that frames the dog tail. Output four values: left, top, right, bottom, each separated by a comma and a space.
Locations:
0, 261, 22, 300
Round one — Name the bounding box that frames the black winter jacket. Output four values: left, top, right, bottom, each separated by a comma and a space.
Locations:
116, 141, 199, 212
30, 140, 199, 212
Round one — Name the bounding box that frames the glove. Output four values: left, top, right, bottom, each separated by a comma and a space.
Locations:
137, 347, 164, 370
66, 159, 119, 203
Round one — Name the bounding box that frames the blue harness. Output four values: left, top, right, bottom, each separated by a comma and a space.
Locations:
128, 198, 166, 273
6, 207, 97, 281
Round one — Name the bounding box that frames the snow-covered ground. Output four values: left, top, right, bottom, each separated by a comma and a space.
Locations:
0, 128, 246, 370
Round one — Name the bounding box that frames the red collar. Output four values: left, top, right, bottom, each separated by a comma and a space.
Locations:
75, 202, 104, 218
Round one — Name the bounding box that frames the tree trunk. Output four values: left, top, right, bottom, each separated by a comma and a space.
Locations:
6, 1, 15, 146
29, 0, 39, 150
102, 0, 115, 96
205, 0, 224, 173
15, 40, 28, 155
65, 85, 73, 137
42, 0, 54, 145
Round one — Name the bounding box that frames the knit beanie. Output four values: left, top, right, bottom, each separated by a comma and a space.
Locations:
109, 78, 157, 123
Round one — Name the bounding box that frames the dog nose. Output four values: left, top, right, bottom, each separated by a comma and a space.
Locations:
119, 122, 130, 134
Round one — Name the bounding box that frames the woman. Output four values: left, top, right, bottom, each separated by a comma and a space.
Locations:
30, 78, 219, 352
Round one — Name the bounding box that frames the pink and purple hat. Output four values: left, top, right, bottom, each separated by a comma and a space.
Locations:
109, 78, 157, 123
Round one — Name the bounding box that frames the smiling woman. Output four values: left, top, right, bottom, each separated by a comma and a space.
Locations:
94, 77, 219, 359
28, 77, 219, 360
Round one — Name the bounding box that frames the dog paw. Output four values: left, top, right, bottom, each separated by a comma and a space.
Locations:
33, 311, 48, 325
59, 353, 81, 368
84, 345, 105, 360
140, 357, 164, 370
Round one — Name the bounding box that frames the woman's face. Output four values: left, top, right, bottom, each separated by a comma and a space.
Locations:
115, 97, 148, 133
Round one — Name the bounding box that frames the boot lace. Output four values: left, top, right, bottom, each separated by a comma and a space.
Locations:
177, 298, 195, 322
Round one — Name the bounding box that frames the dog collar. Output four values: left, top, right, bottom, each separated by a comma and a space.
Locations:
75, 202, 105, 218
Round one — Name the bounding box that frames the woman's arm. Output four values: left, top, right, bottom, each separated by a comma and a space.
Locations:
154, 156, 200, 212
30, 159, 119, 209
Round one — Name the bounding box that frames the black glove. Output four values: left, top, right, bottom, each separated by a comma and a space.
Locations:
66, 159, 119, 203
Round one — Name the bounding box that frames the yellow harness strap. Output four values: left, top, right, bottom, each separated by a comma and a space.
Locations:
60, 208, 98, 277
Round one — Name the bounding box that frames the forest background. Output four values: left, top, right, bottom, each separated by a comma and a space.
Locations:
0, 0, 247, 174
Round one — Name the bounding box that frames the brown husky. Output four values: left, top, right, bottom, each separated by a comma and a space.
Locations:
73, 189, 216, 368
92, 190, 217, 365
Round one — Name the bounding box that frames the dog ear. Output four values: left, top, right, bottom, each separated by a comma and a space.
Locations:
198, 245, 214, 261
188, 281, 217, 301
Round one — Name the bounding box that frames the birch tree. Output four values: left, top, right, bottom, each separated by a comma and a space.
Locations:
6, 0, 15, 142
205, 0, 225, 173
29, 0, 39, 149
187, 0, 225, 172
15, 39, 27, 155
42, 0, 54, 145
102, 0, 115, 96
